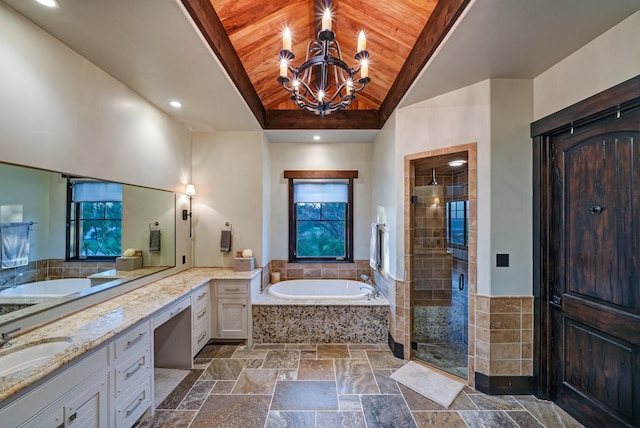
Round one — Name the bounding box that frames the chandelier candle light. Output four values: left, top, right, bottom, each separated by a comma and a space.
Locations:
277, 8, 371, 116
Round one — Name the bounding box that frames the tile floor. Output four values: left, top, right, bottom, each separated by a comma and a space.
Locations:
137, 342, 583, 428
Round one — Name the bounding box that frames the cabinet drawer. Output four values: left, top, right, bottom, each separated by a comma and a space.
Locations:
192, 303, 209, 329
114, 320, 151, 359
192, 324, 210, 356
154, 296, 190, 328
192, 286, 210, 305
215, 281, 248, 295
114, 346, 151, 397
114, 379, 151, 428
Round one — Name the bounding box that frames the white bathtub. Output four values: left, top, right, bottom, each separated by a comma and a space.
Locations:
0, 278, 92, 298
267, 279, 373, 300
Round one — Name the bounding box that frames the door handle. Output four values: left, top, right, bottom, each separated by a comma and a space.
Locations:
551, 295, 562, 308
458, 274, 465, 291
588, 205, 602, 214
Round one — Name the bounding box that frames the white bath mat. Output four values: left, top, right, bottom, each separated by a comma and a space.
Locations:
154, 368, 189, 408
391, 361, 464, 408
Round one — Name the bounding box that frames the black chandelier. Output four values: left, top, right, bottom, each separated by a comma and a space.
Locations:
277, 8, 370, 117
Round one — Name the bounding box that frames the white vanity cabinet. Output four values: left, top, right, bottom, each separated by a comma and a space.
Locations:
191, 283, 210, 357
112, 320, 152, 428
0, 345, 110, 428
212, 276, 258, 346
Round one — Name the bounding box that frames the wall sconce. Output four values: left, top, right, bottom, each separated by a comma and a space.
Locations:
183, 184, 196, 237
432, 197, 441, 206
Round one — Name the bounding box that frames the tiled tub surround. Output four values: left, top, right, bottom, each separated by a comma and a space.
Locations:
0, 267, 260, 404
252, 287, 389, 343
0, 259, 116, 287
268, 260, 372, 282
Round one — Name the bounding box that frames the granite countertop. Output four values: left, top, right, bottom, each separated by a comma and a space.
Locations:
87, 266, 169, 281
0, 267, 261, 404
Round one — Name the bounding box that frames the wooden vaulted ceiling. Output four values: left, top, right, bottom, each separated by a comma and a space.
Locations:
180, 0, 470, 130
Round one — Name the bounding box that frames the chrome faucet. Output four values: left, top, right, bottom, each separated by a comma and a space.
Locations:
360, 274, 380, 299
0, 327, 21, 349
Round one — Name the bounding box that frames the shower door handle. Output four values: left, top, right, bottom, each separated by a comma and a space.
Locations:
458, 274, 465, 291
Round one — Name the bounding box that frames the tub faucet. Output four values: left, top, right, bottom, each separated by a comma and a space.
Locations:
360, 274, 380, 299
0, 327, 21, 349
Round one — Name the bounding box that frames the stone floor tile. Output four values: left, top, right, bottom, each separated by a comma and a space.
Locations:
271, 380, 339, 411
262, 350, 300, 369
467, 394, 525, 411
372, 369, 401, 394
210, 380, 235, 394
366, 350, 406, 369
317, 344, 350, 359
156, 369, 203, 409
300, 350, 317, 359
361, 394, 417, 428
190, 394, 270, 428
514, 396, 584, 428
348, 343, 384, 350
338, 395, 363, 411
335, 359, 380, 394
316, 411, 366, 428
349, 350, 368, 359
507, 410, 545, 427
278, 369, 298, 380
200, 358, 246, 380
253, 343, 287, 350
285, 343, 317, 350
412, 411, 467, 428
196, 343, 238, 358
458, 410, 520, 428
265, 411, 315, 427
244, 358, 264, 369
399, 384, 478, 411
232, 348, 269, 359
177, 380, 215, 410
298, 359, 336, 381
231, 368, 278, 394
136, 409, 197, 428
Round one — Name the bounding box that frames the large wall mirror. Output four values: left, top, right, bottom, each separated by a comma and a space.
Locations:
0, 162, 176, 328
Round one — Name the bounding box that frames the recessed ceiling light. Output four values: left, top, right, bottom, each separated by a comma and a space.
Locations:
313, 135, 321, 141
170, 100, 182, 108
448, 160, 467, 167
35, 0, 58, 7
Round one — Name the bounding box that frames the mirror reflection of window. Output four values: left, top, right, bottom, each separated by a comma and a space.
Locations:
67, 179, 123, 260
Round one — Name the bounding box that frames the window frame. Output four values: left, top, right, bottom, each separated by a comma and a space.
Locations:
285, 170, 356, 263
66, 178, 123, 261
446, 199, 468, 248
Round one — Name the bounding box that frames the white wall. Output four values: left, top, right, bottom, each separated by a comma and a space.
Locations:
371, 113, 397, 278
269, 142, 373, 261
379, 79, 534, 296
395, 81, 492, 293
489, 80, 533, 296
0, 3, 193, 270
191, 131, 265, 267
534, 10, 640, 120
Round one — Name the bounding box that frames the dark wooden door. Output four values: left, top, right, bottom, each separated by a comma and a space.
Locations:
548, 107, 640, 427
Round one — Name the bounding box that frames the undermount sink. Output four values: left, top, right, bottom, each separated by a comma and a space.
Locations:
0, 337, 73, 377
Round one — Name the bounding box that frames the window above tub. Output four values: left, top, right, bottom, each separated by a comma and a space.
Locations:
285, 170, 357, 263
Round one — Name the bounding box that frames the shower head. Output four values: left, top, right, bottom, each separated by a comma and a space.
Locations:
428, 168, 438, 185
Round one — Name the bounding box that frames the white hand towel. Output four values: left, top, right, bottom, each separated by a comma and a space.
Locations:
0, 223, 30, 268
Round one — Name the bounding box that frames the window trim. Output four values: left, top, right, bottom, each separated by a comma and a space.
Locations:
285, 170, 357, 263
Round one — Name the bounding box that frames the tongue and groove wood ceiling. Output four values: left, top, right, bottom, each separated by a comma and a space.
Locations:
181, 0, 470, 130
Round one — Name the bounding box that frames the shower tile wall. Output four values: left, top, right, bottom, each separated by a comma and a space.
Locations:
412, 184, 457, 344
